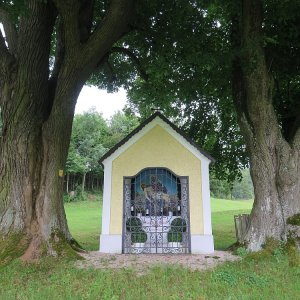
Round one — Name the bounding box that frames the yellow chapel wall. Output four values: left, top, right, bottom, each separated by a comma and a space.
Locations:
109, 124, 204, 235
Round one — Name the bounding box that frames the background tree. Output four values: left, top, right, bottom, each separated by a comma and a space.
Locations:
65, 108, 108, 196
210, 176, 233, 200
104, 111, 139, 149
65, 109, 139, 197
210, 169, 254, 200
231, 169, 254, 200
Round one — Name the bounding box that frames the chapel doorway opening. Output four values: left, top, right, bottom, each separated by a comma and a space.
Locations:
123, 168, 191, 254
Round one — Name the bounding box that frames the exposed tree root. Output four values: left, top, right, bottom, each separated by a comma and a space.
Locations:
226, 241, 244, 252
48, 230, 84, 260
0, 230, 85, 265
70, 238, 87, 253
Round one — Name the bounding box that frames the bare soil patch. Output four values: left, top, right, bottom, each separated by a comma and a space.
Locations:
76, 251, 239, 274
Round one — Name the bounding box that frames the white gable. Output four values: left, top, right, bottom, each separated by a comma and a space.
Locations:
102, 115, 213, 166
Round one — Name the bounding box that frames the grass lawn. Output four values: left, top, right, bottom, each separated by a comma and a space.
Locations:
211, 198, 252, 250
1, 197, 299, 300
65, 197, 253, 251
1, 253, 299, 300
65, 201, 102, 251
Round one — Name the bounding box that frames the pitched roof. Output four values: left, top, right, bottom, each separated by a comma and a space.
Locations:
99, 112, 215, 164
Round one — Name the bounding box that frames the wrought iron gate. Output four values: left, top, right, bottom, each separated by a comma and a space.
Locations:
123, 168, 190, 254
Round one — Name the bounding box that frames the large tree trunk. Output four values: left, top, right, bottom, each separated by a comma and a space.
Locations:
241, 93, 300, 250
232, 0, 300, 250
0, 1, 61, 260
0, 67, 84, 259
0, 0, 134, 261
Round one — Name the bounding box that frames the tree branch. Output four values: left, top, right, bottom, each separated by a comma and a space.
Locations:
51, 18, 65, 82
78, 0, 95, 43
231, 12, 255, 148
105, 59, 115, 81
52, 0, 81, 54
81, 0, 134, 68
110, 47, 148, 81
0, 27, 14, 77
0, 7, 18, 55
47, 18, 65, 121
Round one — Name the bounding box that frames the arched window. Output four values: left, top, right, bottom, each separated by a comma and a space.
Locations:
129, 168, 182, 217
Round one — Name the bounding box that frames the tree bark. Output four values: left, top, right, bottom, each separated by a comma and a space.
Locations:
0, 0, 134, 261
91, 172, 94, 191
66, 174, 69, 194
0, 64, 84, 259
232, 0, 300, 250
82, 172, 86, 195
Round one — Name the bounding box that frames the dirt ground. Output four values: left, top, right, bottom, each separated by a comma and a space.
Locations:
76, 251, 239, 274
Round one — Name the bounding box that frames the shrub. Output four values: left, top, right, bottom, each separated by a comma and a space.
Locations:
63, 194, 72, 203
126, 217, 142, 232
131, 231, 147, 243
287, 213, 300, 226
170, 218, 187, 232
167, 231, 183, 243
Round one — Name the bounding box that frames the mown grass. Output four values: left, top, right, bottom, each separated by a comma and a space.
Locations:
1, 197, 299, 300
211, 198, 252, 250
0, 248, 299, 300
65, 201, 102, 251
211, 198, 253, 212
65, 197, 253, 251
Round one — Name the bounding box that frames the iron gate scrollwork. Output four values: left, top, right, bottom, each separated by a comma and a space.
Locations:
123, 168, 190, 254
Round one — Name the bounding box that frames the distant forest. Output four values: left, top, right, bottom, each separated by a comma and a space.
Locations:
210, 169, 254, 200
64, 109, 253, 201
64, 108, 138, 200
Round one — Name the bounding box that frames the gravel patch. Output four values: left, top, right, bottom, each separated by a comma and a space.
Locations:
76, 251, 240, 274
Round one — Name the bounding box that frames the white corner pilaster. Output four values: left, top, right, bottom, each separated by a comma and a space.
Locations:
100, 160, 112, 236
201, 159, 212, 235
191, 235, 214, 253
100, 234, 122, 253
99, 160, 124, 253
